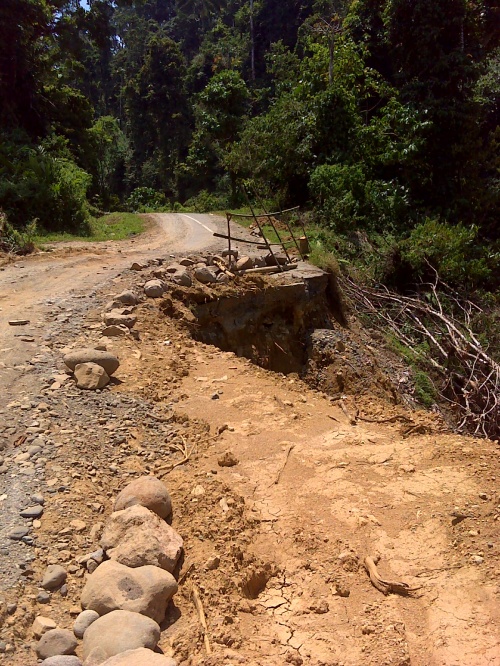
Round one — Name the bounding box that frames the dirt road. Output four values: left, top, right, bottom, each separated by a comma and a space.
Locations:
0, 216, 499, 666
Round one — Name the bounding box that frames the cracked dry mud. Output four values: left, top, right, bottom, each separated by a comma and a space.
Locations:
0, 214, 499, 666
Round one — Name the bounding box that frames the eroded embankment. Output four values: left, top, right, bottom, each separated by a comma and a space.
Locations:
159, 264, 401, 406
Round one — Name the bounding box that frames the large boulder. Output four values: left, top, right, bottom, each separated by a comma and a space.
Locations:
101, 506, 182, 573
80, 560, 177, 624
74, 363, 110, 390
114, 476, 172, 519
64, 349, 119, 376
82, 610, 160, 662
36, 629, 77, 660
144, 280, 165, 298
100, 648, 177, 666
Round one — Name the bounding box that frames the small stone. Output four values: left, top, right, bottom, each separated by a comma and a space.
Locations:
20, 504, 44, 519
205, 555, 220, 571
31, 493, 45, 505
32, 615, 57, 639
335, 583, 350, 598
8, 319, 30, 326
218, 452, 238, 467
194, 266, 217, 284
144, 280, 165, 298
70, 519, 86, 532
74, 362, 110, 390
9, 526, 30, 540
236, 256, 254, 271
41, 564, 67, 590
116, 291, 138, 305
103, 311, 137, 329
37, 591, 51, 604
36, 629, 77, 660
479, 492, 489, 500
7, 603, 17, 614
73, 610, 99, 639
211, 393, 219, 400
130, 262, 146, 271
102, 325, 129, 337
471, 555, 484, 564
362, 624, 377, 635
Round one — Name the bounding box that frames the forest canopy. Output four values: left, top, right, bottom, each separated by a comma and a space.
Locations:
0, 0, 499, 289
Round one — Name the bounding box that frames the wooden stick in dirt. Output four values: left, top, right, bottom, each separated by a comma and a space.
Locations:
272, 444, 295, 485
340, 399, 358, 425
364, 556, 421, 596
191, 584, 212, 655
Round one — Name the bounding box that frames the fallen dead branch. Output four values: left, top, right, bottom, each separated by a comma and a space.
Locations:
191, 583, 212, 655
156, 436, 193, 473
364, 556, 421, 596
341, 276, 500, 438
358, 414, 414, 424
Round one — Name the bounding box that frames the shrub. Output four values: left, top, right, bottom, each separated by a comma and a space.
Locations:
400, 219, 491, 289
309, 164, 409, 233
0, 211, 37, 254
183, 190, 227, 212
0, 146, 91, 233
125, 187, 166, 212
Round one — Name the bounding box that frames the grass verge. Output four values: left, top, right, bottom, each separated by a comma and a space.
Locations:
34, 213, 145, 244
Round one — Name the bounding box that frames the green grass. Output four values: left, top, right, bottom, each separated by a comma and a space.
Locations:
34, 213, 145, 244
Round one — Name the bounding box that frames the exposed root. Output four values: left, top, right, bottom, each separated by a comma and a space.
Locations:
364, 556, 422, 596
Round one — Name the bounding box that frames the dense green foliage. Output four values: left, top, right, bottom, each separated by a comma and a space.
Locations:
0, 0, 498, 292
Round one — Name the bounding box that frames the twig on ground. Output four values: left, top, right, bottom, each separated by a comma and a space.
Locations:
272, 444, 295, 485
191, 583, 212, 655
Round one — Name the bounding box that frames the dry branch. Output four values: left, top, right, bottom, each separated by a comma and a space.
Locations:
341, 276, 500, 438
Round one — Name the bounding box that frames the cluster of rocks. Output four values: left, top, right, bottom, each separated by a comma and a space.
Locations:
138, 251, 291, 299
33, 475, 182, 666
61, 289, 143, 391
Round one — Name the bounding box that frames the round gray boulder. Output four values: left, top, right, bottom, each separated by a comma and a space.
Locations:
114, 476, 172, 519
82, 610, 160, 662
81, 560, 177, 624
